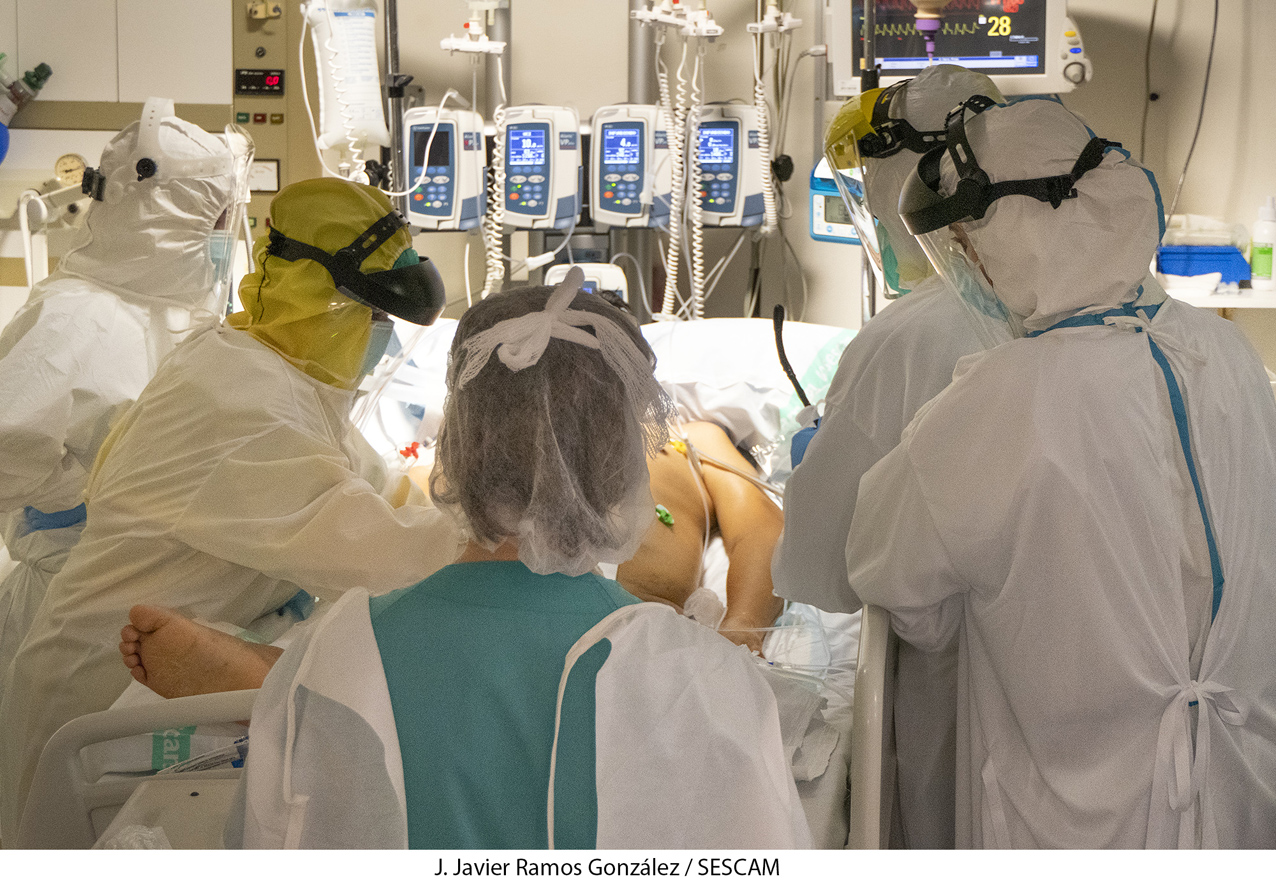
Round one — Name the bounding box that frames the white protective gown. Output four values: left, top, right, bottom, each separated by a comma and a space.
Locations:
847, 295, 1276, 848
228, 591, 811, 849
774, 277, 986, 849
0, 105, 234, 702
0, 325, 462, 840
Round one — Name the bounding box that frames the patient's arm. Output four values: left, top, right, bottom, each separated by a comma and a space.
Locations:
683, 422, 785, 653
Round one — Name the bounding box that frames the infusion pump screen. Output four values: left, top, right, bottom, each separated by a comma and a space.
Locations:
825, 195, 853, 226
853, 0, 1047, 77
413, 128, 451, 168
509, 130, 547, 166
699, 127, 736, 164
603, 128, 642, 165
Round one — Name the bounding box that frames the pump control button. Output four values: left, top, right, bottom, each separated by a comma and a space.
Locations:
529, 174, 545, 183
717, 173, 734, 181
622, 173, 639, 182
433, 175, 450, 184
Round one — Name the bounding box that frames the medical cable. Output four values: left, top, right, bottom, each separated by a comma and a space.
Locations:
479, 56, 510, 298
380, 89, 460, 198
608, 251, 650, 311
661, 38, 691, 316
752, 20, 778, 235
772, 304, 810, 407
1165, 0, 1218, 220
688, 44, 708, 318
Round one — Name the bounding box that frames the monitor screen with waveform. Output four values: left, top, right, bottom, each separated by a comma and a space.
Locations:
854, 0, 1047, 78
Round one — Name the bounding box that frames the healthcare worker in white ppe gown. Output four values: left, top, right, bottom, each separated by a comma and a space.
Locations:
1, 178, 462, 840
0, 98, 244, 696
229, 269, 811, 849
774, 65, 1004, 849
848, 97, 1276, 848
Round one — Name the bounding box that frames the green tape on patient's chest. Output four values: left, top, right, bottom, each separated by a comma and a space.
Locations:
152, 725, 197, 770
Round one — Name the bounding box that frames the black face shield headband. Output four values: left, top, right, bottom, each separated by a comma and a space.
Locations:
900, 95, 1121, 237
265, 211, 446, 326
856, 80, 948, 160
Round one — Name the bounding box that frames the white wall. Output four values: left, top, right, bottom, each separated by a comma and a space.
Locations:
1062, 0, 1276, 365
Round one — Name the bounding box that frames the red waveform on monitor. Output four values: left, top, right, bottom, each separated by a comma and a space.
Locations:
867, 0, 1025, 12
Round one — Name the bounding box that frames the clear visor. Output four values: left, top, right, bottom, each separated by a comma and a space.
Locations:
825, 138, 908, 299
915, 221, 1020, 347
208, 123, 255, 319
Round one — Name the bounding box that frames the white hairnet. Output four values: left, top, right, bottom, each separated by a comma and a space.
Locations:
430, 269, 674, 576
59, 101, 234, 310
939, 99, 1163, 332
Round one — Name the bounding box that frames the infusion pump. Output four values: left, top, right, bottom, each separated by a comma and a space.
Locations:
502, 105, 582, 231
695, 104, 765, 228
403, 107, 486, 231
590, 104, 672, 230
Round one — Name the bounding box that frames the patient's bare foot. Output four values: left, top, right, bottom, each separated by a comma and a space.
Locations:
119, 605, 283, 699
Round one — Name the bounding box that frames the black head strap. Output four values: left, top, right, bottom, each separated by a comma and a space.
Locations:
266, 211, 404, 289
856, 80, 947, 159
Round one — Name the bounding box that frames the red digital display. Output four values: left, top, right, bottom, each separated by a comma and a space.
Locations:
235, 69, 285, 96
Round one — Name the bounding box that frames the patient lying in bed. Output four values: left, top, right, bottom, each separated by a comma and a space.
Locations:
119, 420, 785, 697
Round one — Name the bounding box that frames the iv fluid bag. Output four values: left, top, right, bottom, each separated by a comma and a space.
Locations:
305, 0, 391, 150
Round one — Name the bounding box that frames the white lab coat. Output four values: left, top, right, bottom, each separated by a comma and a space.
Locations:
774, 278, 985, 848
847, 296, 1276, 848
230, 591, 812, 849
0, 325, 462, 840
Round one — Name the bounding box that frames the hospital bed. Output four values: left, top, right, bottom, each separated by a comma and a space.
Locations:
23, 316, 875, 849
17, 690, 256, 849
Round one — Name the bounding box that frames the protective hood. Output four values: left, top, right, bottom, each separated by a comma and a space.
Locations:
936, 99, 1162, 332
229, 178, 414, 390
825, 65, 1004, 295
869, 66, 1005, 291
58, 100, 234, 310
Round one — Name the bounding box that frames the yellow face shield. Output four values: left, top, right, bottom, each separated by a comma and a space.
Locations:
824, 88, 909, 296
228, 179, 413, 390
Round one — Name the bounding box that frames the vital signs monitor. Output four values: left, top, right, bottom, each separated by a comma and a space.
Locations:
828, 0, 1092, 97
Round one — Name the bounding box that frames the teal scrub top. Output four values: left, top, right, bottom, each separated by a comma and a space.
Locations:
369, 561, 640, 849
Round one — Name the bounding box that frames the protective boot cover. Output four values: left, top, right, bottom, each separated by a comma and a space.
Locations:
230, 592, 811, 849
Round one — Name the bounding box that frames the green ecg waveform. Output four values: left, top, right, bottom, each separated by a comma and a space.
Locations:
871, 21, 983, 38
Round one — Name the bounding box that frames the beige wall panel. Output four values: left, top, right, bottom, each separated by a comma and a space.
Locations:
117, 0, 234, 104
17, 0, 118, 102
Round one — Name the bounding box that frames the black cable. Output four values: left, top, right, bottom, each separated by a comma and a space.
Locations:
1166, 0, 1219, 219
773, 304, 810, 407
1139, 0, 1160, 164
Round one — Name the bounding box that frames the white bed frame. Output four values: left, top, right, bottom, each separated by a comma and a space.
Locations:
17, 689, 257, 849
846, 604, 898, 849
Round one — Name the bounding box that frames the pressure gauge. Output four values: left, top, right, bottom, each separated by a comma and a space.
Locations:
54, 153, 87, 189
